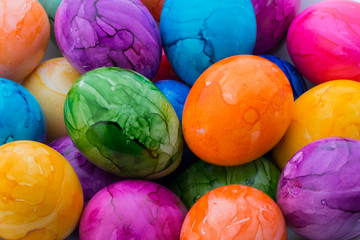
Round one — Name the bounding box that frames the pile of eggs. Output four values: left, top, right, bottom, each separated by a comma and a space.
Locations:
0, 0, 360, 239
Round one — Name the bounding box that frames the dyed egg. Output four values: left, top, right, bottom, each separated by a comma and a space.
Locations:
140, 0, 164, 22
38, 0, 62, 45
251, 0, 301, 54
154, 80, 191, 123
0, 141, 83, 240
49, 136, 121, 204
64, 67, 183, 179
55, 0, 161, 80
152, 49, 182, 82
160, 0, 256, 86
22, 58, 81, 142
171, 157, 280, 209
287, 0, 360, 85
182, 55, 294, 166
0, 78, 46, 145
260, 55, 307, 100
180, 185, 287, 239
277, 137, 360, 240
79, 180, 187, 240
0, 0, 50, 82
273, 80, 360, 169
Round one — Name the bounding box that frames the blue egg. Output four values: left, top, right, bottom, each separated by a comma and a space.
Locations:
160, 0, 257, 86
0, 78, 46, 144
260, 55, 307, 100
154, 80, 190, 124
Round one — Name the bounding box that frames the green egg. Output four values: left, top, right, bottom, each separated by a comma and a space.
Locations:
171, 157, 280, 209
64, 67, 183, 179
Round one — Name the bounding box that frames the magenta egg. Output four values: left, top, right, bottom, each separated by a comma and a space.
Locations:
79, 180, 187, 240
287, 0, 360, 85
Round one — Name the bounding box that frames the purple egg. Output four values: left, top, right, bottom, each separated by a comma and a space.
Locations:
79, 180, 187, 240
277, 137, 360, 240
251, 0, 301, 54
55, 0, 161, 79
50, 136, 120, 204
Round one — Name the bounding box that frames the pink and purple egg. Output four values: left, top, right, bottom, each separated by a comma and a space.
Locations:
277, 137, 360, 240
287, 0, 360, 85
50, 136, 121, 204
55, 0, 161, 79
79, 180, 187, 240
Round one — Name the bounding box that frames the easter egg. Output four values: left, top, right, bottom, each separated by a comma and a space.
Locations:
22, 58, 81, 142
64, 67, 183, 179
277, 137, 360, 240
180, 185, 287, 239
55, 0, 161, 80
49, 136, 120, 204
0, 0, 50, 82
287, 0, 360, 85
0, 141, 83, 240
251, 0, 301, 54
140, 0, 164, 22
154, 80, 190, 123
79, 180, 187, 240
152, 49, 182, 82
171, 157, 280, 209
160, 0, 257, 86
0, 78, 46, 145
260, 55, 307, 100
37, 0, 62, 45
182, 55, 294, 166
273, 80, 360, 169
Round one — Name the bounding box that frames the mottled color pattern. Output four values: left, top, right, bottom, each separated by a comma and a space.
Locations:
160, 0, 256, 86
64, 67, 183, 179
140, 0, 164, 22
0, 0, 50, 82
55, 0, 162, 80
260, 55, 307, 100
50, 136, 121, 204
251, 0, 301, 54
171, 157, 280, 209
152, 49, 182, 82
182, 55, 294, 166
38, 0, 62, 44
277, 137, 360, 240
273, 80, 360, 169
22, 58, 81, 142
79, 180, 188, 240
154, 80, 190, 124
180, 185, 287, 240
287, 0, 360, 85
0, 78, 45, 145
0, 141, 83, 240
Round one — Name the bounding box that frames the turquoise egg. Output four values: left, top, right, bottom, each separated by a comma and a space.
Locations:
160, 0, 257, 86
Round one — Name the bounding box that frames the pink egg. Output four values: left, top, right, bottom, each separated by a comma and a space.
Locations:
287, 0, 360, 85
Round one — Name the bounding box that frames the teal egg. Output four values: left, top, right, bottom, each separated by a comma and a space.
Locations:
38, 0, 62, 45
171, 157, 280, 209
64, 67, 183, 179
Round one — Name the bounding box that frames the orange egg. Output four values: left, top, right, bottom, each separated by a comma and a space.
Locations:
180, 185, 287, 240
182, 55, 294, 166
0, 0, 50, 82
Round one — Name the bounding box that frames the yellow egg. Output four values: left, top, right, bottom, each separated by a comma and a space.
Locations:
273, 80, 360, 169
0, 141, 83, 240
22, 58, 81, 142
